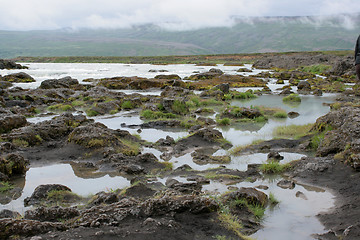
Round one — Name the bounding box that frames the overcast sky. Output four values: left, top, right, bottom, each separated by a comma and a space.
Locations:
0, 0, 359, 31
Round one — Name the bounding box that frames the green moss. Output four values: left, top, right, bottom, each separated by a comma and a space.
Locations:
273, 111, 288, 118
0, 181, 13, 193
47, 104, 74, 112
273, 123, 313, 139
87, 139, 105, 148
300, 64, 332, 74
269, 192, 280, 205
310, 125, 333, 150
259, 160, 291, 174
171, 100, 188, 115
12, 139, 29, 147
204, 173, 242, 180
85, 109, 100, 117
217, 118, 231, 126
122, 100, 134, 110
282, 94, 301, 103
140, 109, 178, 119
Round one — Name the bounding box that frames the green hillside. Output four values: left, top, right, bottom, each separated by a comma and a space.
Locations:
0, 15, 358, 58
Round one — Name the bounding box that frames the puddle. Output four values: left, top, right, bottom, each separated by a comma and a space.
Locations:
202, 177, 334, 240
1, 63, 338, 238
1, 164, 130, 214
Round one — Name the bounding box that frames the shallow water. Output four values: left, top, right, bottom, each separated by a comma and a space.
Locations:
0, 164, 130, 214
2, 63, 264, 89
202, 177, 334, 240
1, 63, 337, 239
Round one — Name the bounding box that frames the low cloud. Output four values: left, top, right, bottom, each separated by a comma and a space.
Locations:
0, 0, 359, 31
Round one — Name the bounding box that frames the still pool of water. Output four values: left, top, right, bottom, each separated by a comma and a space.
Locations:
0, 164, 130, 214
202, 177, 334, 240
1, 63, 338, 239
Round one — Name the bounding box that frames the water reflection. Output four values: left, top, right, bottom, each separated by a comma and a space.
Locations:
0, 164, 130, 213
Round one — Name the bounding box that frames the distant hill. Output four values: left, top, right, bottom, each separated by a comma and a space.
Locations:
0, 14, 359, 58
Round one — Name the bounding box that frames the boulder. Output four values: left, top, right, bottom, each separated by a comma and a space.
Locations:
0, 218, 66, 239
40, 76, 79, 89
224, 187, 268, 207
0, 153, 28, 178
277, 179, 295, 189
25, 206, 80, 222
154, 74, 181, 80
0, 59, 27, 69
24, 184, 73, 206
297, 80, 311, 93
2, 72, 35, 83
0, 114, 27, 134
267, 151, 284, 161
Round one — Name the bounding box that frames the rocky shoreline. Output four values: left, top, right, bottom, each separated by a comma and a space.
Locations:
0, 53, 360, 239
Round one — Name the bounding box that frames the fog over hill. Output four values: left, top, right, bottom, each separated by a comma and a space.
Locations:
0, 14, 359, 58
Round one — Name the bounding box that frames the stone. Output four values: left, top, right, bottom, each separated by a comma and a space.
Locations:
224, 187, 268, 206
277, 179, 295, 189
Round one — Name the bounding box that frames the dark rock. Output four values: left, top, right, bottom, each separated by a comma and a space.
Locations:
124, 164, 144, 174
224, 187, 268, 206
277, 179, 295, 189
40, 76, 79, 89
297, 80, 311, 93
295, 191, 308, 200
0, 218, 66, 239
0, 81, 12, 89
154, 74, 181, 80
156, 136, 175, 146
288, 111, 300, 118
0, 153, 29, 178
165, 178, 179, 188
267, 151, 284, 161
2, 72, 35, 82
0, 114, 27, 134
25, 206, 80, 222
214, 83, 230, 93
5, 113, 90, 146
0, 59, 27, 70
0, 209, 21, 219
123, 182, 156, 199
279, 88, 294, 95
88, 192, 119, 205
313, 88, 323, 96
331, 60, 353, 76
24, 184, 73, 206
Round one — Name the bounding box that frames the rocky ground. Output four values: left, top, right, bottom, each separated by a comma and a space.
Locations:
0, 53, 360, 240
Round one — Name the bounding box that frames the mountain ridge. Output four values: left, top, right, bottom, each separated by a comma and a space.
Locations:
0, 14, 359, 58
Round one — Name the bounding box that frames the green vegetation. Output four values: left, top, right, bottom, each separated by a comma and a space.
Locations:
217, 118, 231, 126
161, 161, 173, 171
47, 104, 74, 112
204, 172, 241, 180
171, 100, 189, 115
121, 100, 134, 110
46, 190, 81, 205
259, 160, 291, 174
0, 181, 13, 193
87, 139, 105, 148
282, 94, 301, 103
85, 109, 100, 117
12, 138, 29, 147
140, 109, 178, 119
309, 124, 334, 150
120, 139, 141, 156
269, 192, 280, 205
273, 123, 313, 139
273, 111, 288, 119
229, 140, 264, 155
299, 64, 332, 74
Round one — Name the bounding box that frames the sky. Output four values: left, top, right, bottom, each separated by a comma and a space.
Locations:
0, 0, 359, 31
